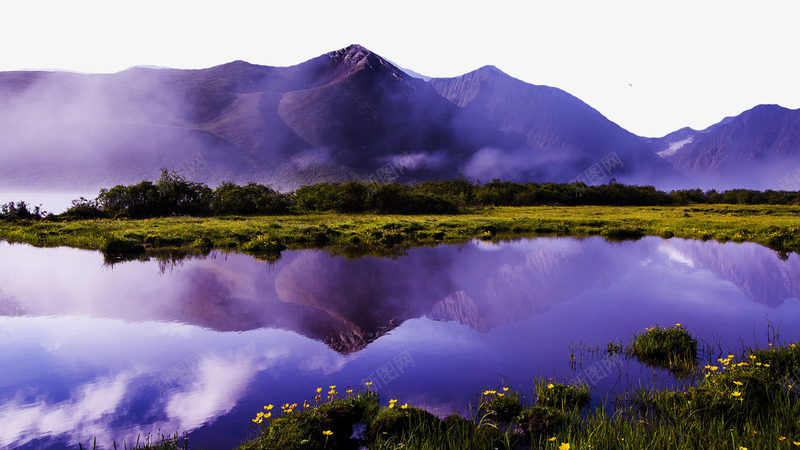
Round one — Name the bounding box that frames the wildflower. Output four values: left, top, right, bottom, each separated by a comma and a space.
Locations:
559, 444, 570, 450
731, 391, 741, 397
329, 385, 336, 389
749, 355, 756, 360
401, 403, 408, 409
779, 436, 786, 441
739, 447, 748, 450
502, 387, 509, 392
764, 364, 770, 367
793, 441, 800, 446
365, 382, 373, 387
316, 387, 322, 393
547, 383, 555, 389
733, 381, 743, 386
548, 437, 556, 442
323, 430, 333, 436
675, 323, 681, 327
497, 393, 505, 397
264, 404, 273, 410
346, 389, 353, 394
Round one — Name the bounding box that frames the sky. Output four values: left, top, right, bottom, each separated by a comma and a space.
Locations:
1, 0, 798, 137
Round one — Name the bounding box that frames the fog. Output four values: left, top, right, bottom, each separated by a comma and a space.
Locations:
0, 46, 785, 192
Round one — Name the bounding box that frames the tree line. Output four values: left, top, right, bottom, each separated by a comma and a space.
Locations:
3, 170, 800, 220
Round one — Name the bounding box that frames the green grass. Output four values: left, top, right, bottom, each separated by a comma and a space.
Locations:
1, 205, 799, 261
628, 324, 699, 374
235, 340, 800, 449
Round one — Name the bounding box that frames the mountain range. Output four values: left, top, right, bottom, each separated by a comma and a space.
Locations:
0, 44, 797, 191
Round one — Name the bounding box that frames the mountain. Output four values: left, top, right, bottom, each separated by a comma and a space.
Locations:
650, 105, 800, 189
0, 44, 686, 190
428, 66, 683, 186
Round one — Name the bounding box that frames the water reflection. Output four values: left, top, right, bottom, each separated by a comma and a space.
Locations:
4, 238, 798, 351
1, 237, 799, 448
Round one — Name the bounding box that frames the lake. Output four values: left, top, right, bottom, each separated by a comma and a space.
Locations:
1, 236, 799, 448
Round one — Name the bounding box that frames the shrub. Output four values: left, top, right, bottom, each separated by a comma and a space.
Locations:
62, 197, 107, 219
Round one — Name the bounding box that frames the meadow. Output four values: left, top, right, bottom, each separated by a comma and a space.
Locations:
0, 204, 798, 261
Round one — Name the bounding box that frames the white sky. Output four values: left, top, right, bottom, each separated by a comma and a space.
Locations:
1, 0, 798, 137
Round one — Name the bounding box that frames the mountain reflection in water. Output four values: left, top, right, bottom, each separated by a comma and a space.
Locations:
1, 237, 799, 354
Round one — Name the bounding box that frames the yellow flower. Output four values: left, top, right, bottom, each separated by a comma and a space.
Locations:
559, 443, 570, 450
329, 385, 336, 389
764, 364, 770, 367
733, 381, 743, 386
316, 387, 322, 393
731, 391, 741, 397
779, 436, 786, 441
675, 323, 681, 327
739, 447, 748, 450
346, 389, 353, 393
749, 355, 756, 360
547, 383, 555, 389
548, 437, 557, 442
793, 441, 800, 446
323, 430, 333, 436
401, 403, 408, 409
264, 404, 273, 410
365, 382, 373, 386
497, 393, 505, 397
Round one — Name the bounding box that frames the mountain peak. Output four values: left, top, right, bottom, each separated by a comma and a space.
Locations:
475, 65, 505, 75
328, 44, 381, 66
323, 44, 408, 83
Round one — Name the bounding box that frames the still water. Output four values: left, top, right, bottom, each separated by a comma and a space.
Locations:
1, 237, 799, 448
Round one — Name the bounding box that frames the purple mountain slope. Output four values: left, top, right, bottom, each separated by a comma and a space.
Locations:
650, 104, 800, 189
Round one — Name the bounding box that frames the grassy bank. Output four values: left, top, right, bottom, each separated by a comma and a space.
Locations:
233, 331, 800, 450
0, 205, 799, 260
